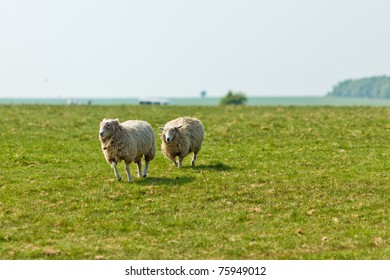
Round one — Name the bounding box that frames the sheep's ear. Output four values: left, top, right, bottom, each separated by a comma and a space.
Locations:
159, 127, 164, 131
102, 118, 107, 122
175, 125, 183, 130
110, 119, 120, 126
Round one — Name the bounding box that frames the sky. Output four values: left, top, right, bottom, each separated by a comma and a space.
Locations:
1, 0, 390, 99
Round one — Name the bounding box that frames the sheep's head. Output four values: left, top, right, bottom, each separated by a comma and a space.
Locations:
99, 119, 119, 140
159, 125, 182, 143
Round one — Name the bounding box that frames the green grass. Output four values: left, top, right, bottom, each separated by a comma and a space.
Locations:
0, 105, 389, 259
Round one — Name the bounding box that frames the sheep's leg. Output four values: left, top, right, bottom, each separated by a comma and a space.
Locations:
169, 155, 178, 167
125, 163, 133, 183
191, 152, 197, 167
111, 161, 121, 181
136, 160, 142, 178
178, 157, 183, 168
143, 159, 150, 178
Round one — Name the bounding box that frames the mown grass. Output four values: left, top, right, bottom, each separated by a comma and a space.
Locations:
0, 105, 389, 259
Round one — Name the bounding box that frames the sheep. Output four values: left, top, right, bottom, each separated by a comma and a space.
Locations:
159, 117, 204, 168
99, 118, 156, 182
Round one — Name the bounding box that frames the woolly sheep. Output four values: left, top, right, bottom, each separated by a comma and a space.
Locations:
99, 118, 156, 182
159, 117, 204, 168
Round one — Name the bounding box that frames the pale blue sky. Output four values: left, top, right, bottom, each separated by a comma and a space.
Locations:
1, 0, 389, 98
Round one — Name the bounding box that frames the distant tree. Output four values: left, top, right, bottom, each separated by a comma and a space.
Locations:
220, 90, 247, 105
327, 76, 390, 98
200, 90, 207, 98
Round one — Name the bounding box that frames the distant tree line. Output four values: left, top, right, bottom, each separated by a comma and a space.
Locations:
220, 90, 247, 105
327, 76, 390, 99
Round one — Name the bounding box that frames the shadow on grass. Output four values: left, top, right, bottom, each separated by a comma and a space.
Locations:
183, 162, 234, 172
135, 175, 195, 187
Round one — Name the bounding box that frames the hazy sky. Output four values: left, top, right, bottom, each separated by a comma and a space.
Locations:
1, 0, 389, 98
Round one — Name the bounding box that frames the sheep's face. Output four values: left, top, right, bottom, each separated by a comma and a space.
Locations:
99, 119, 119, 140
160, 125, 182, 143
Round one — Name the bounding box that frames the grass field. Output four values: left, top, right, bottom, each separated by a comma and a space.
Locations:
0, 105, 389, 259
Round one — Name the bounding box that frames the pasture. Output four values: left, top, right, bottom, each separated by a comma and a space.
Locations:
0, 105, 389, 259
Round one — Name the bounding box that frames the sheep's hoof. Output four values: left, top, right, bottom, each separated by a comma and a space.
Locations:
117, 177, 122, 181
143, 174, 147, 178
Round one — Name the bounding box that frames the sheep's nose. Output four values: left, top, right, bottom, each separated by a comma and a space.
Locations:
166, 137, 170, 142
100, 132, 104, 137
